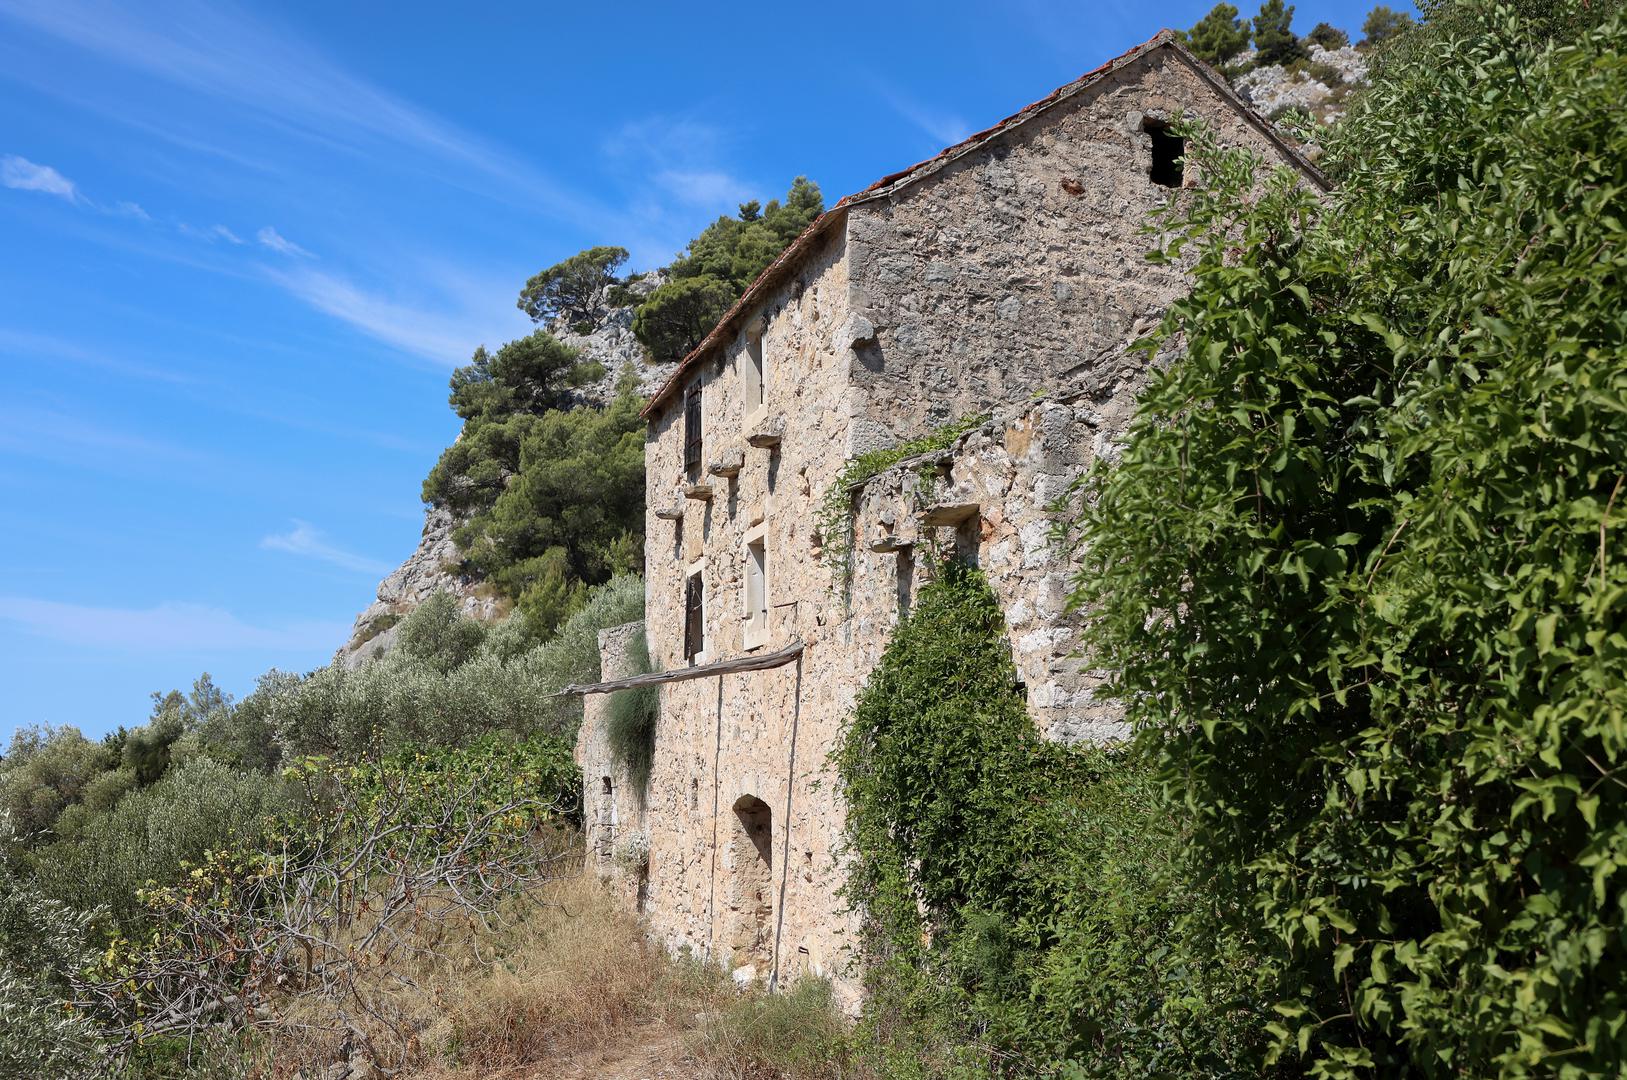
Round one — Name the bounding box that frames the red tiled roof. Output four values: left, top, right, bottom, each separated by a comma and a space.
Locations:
641, 29, 1326, 418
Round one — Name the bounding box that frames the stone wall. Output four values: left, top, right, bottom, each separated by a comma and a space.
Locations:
844, 47, 1309, 451
641, 226, 869, 1000
575, 620, 651, 909
845, 389, 1142, 744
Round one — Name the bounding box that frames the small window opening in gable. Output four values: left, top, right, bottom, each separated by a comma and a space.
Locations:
683, 570, 706, 661
684, 383, 703, 483
743, 336, 766, 415
1143, 117, 1184, 188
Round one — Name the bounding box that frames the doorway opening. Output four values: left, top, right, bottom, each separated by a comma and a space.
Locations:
726, 794, 773, 974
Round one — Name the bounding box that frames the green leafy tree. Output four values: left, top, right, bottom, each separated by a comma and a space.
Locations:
516, 245, 629, 329
422, 331, 604, 516
0, 726, 114, 839
1360, 3, 1414, 44
1305, 20, 1350, 48
631, 274, 736, 362
1252, 0, 1307, 64
633, 177, 823, 361
455, 384, 645, 633
1068, 3, 1627, 1072
1183, 3, 1254, 66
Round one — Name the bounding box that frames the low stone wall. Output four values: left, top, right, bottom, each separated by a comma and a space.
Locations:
574, 620, 650, 909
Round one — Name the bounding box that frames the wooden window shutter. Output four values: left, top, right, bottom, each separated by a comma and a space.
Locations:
684, 385, 703, 480
684, 573, 704, 660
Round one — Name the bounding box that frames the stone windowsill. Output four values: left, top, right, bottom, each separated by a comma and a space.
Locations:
746, 416, 785, 449
708, 446, 745, 478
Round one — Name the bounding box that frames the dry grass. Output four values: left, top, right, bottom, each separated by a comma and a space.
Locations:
240, 869, 864, 1080
420, 874, 676, 1073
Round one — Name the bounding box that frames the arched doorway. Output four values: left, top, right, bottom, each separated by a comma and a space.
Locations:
726, 794, 773, 974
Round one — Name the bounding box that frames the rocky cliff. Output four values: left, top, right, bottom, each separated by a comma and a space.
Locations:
332, 278, 673, 669
1231, 43, 1370, 123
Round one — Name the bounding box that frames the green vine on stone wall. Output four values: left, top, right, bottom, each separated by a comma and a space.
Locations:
813, 414, 989, 603
833, 560, 1272, 1075
605, 630, 659, 801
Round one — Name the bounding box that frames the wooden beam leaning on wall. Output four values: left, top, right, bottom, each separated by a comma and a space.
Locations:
557, 641, 806, 697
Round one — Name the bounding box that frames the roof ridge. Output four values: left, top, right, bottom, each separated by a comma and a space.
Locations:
641, 29, 1323, 418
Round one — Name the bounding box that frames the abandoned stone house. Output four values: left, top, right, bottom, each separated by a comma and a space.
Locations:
572, 29, 1325, 1004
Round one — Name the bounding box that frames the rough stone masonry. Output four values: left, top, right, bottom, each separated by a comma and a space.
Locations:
573, 29, 1326, 1008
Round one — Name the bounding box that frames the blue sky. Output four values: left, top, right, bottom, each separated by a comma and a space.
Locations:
0, 0, 1391, 740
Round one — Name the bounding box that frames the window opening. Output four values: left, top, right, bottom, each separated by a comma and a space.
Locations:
683, 571, 706, 661
684, 384, 703, 482
1144, 118, 1184, 188
745, 538, 768, 640
896, 547, 915, 619
597, 776, 616, 862
954, 514, 982, 566
743, 337, 766, 414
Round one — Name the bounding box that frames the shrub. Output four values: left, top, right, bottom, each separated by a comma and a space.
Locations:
1306, 20, 1350, 48
267, 575, 646, 760
605, 630, 658, 798
1068, 4, 1627, 1073
0, 814, 105, 1078
837, 562, 1267, 1075
29, 758, 288, 931
0, 725, 114, 839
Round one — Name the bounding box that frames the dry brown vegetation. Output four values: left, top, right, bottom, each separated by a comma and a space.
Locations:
243, 871, 866, 1080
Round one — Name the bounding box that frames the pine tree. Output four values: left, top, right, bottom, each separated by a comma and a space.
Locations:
1184, 3, 1252, 67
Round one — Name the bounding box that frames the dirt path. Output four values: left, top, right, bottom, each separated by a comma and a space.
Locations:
547, 1022, 704, 1080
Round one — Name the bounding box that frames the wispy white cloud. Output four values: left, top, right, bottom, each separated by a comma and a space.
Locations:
0, 594, 345, 652
0, 0, 609, 223
0, 153, 79, 200
0, 404, 201, 463
256, 225, 312, 258
658, 169, 755, 208
177, 222, 245, 244
262, 262, 525, 366
261, 520, 389, 576
871, 82, 973, 147
3, 153, 162, 225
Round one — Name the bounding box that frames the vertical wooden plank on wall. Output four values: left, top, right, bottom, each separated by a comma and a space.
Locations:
770, 654, 804, 991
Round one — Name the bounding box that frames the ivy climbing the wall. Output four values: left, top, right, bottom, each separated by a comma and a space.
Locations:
836, 560, 1277, 1076
813, 415, 989, 602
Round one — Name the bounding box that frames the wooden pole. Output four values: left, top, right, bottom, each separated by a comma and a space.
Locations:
556, 640, 806, 696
